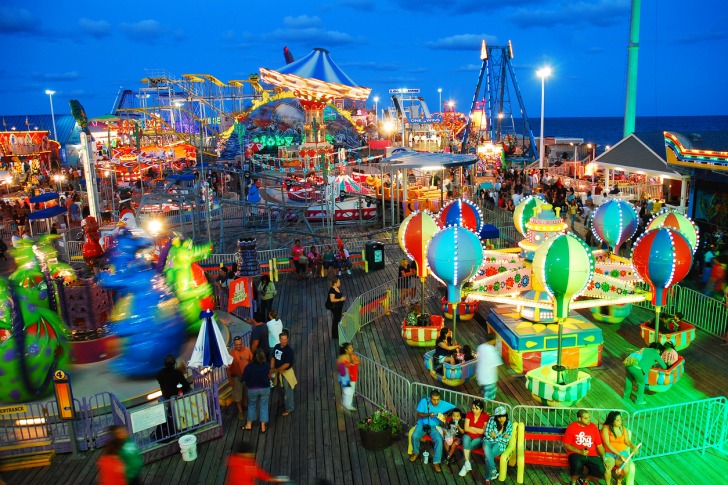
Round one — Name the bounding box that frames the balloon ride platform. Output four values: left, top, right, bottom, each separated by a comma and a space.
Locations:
486, 306, 603, 374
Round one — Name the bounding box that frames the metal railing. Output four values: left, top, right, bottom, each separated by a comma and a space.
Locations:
356, 356, 413, 424
634, 284, 728, 338
630, 397, 727, 461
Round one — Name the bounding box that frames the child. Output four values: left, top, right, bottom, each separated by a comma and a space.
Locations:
460, 345, 476, 362
442, 408, 465, 465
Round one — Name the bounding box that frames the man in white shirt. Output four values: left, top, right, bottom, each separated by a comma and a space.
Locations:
476, 333, 503, 400
512, 191, 522, 207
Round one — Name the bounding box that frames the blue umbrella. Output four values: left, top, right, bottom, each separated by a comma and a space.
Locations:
28, 205, 67, 220
29, 192, 60, 203
188, 310, 232, 369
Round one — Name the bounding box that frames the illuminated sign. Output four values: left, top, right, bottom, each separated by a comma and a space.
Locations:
252, 134, 295, 148
53, 369, 75, 420
409, 116, 443, 124
389, 88, 420, 94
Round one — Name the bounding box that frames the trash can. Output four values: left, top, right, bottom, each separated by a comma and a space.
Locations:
179, 434, 198, 461
365, 241, 385, 271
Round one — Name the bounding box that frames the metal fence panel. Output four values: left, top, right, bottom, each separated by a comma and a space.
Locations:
630, 397, 727, 460
355, 355, 412, 425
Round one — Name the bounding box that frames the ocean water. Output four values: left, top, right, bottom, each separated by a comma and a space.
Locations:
526, 115, 728, 155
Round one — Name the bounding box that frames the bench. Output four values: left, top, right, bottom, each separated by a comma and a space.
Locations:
406, 423, 518, 481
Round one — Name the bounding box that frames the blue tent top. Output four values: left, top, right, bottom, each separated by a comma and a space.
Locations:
272, 48, 360, 88
479, 224, 500, 240
28, 205, 67, 220
29, 192, 60, 203
167, 173, 196, 182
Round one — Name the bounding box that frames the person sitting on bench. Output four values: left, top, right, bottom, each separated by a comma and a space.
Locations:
563, 409, 607, 485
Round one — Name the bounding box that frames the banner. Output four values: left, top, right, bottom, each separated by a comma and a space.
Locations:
228, 277, 252, 312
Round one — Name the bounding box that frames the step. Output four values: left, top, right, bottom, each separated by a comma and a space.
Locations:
0, 439, 53, 452
0, 450, 56, 472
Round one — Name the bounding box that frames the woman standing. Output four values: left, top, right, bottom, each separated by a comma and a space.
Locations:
458, 399, 488, 477
241, 349, 272, 433
257, 275, 276, 318
291, 239, 306, 280
482, 406, 514, 482
601, 411, 637, 485
337, 342, 360, 411
328, 278, 346, 340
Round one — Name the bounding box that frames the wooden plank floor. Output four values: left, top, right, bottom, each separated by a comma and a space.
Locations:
4, 245, 728, 484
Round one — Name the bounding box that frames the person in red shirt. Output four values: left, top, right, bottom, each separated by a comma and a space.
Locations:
228, 336, 253, 421
562, 409, 607, 485
291, 239, 306, 280
458, 399, 489, 477
97, 435, 127, 485
226, 442, 287, 485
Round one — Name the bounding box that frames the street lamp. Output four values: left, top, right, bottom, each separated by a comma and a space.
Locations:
536, 66, 552, 169
438, 88, 442, 113
45, 90, 57, 141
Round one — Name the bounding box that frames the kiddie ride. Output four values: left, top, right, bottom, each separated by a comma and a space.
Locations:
398, 200, 485, 387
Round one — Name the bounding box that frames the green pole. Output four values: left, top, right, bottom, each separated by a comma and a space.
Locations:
623, 0, 641, 137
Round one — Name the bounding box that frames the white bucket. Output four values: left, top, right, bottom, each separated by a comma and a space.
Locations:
179, 434, 198, 461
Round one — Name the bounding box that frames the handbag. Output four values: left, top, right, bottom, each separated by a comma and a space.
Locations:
338, 366, 351, 387
298, 255, 309, 265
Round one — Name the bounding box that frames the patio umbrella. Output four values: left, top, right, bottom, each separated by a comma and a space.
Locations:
188, 309, 232, 369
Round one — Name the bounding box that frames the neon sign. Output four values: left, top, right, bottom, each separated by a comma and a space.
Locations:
252, 134, 295, 148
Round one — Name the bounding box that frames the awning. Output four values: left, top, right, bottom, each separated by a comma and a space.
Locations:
382, 151, 479, 169
28, 205, 67, 220
29, 192, 60, 203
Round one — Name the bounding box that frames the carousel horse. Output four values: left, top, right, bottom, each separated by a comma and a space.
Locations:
97, 231, 185, 377
0, 251, 70, 402
161, 238, 215, 333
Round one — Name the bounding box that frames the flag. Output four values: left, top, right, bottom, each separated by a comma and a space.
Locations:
228, 276, 252, 312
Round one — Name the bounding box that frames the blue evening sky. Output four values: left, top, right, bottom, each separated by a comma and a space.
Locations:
1, 0, 726, 118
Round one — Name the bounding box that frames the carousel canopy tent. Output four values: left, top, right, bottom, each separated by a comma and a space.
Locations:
593, 133, 687, 180
29, 192, 61, 203
382, 151, 479, 170
0, 114, 80, 147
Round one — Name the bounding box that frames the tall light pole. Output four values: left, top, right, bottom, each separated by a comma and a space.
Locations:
45, 90, 57, 141
373, 96, 379, 125
438, 88, 442, 113
536, 67, 552, 169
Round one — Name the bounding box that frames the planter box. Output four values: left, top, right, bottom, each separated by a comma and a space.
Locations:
359, 428, 391, 451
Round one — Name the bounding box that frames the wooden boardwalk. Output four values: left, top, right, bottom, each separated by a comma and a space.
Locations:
4, 246, 728, 484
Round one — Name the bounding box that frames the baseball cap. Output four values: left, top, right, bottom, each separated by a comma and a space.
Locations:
494, 406, 507, 416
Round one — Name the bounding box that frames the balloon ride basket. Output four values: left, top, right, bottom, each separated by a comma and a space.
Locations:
525, 364, 591, 407
440, 297, 480, 321
487, 307, 603, 374
645, 356, 685, 393
69, 335, 120, 364
590, 303, 632, 324
424, 350, 477, 387
639, 322, 695, 351
401, 315, 444, 347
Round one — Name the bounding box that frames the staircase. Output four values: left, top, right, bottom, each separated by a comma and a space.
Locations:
0, 438, 56, 472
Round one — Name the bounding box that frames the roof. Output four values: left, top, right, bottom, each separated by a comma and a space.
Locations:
0, 114, 80, 145
593, 133, 687, 180
272, 48, 360, 88
381, 151, 479, 169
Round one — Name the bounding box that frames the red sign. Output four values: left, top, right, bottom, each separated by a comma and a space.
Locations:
228, 277, 252, 312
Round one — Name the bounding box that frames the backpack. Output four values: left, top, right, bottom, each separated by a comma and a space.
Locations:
325, 294, 333, 310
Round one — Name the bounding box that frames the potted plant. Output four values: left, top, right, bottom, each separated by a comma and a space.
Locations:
358, 406, 404, 451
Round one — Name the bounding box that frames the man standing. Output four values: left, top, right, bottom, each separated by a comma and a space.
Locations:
271, 330, 296, 416
228, 336, 253, 421
562, 409, 607, 485
409, 389, 455, 473
476, 333, 503, 401
156, 354, 190, 399
249, 312, 270, 359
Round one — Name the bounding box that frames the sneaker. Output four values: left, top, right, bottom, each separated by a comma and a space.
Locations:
338, 271, 342, 276
346, 269, 351, 275
409, 453, 419, 463
443, 456, 450, 465
458, 461, 471, 476
490, 469, 499, 479
344, 405, 357, 412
